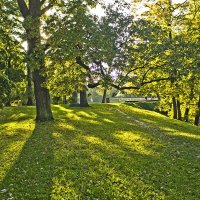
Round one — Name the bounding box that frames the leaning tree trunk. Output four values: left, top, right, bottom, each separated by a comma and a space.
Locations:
194, 97, 200, 126
17, 0, 53, 121
80, 89, 89, 107
177, 99, 182, 120
102, 89, 107, 103
26, 65, 34, 105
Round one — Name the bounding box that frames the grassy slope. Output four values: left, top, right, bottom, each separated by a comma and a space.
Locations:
0, 103, 199, 200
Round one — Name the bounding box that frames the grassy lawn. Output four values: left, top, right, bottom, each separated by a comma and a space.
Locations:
0, 103, 200, 199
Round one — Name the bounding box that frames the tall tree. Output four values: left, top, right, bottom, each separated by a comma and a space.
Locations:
16, 0, 53, 121
15, 0, 98, 120
44, 1, 131, 106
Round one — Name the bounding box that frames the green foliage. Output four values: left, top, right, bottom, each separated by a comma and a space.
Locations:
44, 1, 133, 97
125, 101, 159, 112
128, 0, 200, 123
0, 0, 26, 107
0, 74, 14, 107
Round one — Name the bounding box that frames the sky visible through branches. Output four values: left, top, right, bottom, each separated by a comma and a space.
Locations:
92, 0, 187, 16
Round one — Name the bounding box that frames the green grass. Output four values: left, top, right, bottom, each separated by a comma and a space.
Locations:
0, 103, 200, 199
125, 101, 159, 111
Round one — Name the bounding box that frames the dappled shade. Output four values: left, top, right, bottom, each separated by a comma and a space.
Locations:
0, 104, 200, 199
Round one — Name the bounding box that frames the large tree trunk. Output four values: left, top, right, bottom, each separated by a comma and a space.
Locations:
102, 89, 107, 103
33, 69, 53, 121
194, 97, 200, 126
26, 65, 34, 105
177, 99, 182, 120
17, 0, 53, 121
80, 89, 89, 107
28, 39, 53, 121
172, 97, 177, 119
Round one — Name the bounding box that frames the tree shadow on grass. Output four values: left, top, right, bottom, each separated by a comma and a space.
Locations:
0, 122, 55, 200
51, 104, 200, 199
1, 104, 200, 199
50, 105, 166, 199
114, 104, 200, 199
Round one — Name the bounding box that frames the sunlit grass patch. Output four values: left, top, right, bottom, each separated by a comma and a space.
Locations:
162, 127, 200, 139
103, 118, 114, 123
0, 103, 200, 199
115, 130, 158, 155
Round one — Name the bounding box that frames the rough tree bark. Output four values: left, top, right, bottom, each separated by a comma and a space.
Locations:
26, 65, 34, 105
33, 69, 53, 120
17, 0, 53, 121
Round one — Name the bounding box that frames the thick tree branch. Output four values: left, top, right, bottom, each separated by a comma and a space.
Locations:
75, 56, 94, 83
140, 63, 168, 84
76, 58, 105, 89
141, 77, 170, 86
111, 77, 170, 91
76, 56, 90, 71
41, 1, 53, 15
88, 82, 101, 88
118, 64, 149, 87
17, 0, 29, 18
111, 84, 139, 90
